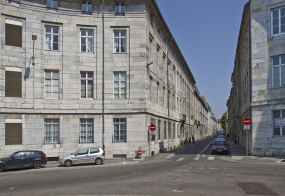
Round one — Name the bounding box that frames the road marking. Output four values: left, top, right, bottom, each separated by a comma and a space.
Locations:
193, 154, 200, 160
176, 158, 185, 161
165, 153, 175, 160
208, 157, 214, 160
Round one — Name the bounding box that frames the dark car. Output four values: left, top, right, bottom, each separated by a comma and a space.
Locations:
212, 140, 230, 154
0, 151, 47, 172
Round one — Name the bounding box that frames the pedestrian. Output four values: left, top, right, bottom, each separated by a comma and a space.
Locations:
192, 135, 195, 144
234, 134, 237, 145
227, 133, 229, 139
189, 137, 191, 144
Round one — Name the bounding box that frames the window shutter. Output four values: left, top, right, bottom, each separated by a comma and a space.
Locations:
5, 123, 22, 145
5, 71, 22, 97
5, 23, 22, 47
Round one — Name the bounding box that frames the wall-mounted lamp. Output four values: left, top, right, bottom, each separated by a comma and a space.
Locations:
32, 35, 37, 65
146, 60, 153, 68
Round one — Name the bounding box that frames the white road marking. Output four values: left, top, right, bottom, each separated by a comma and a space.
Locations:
208, 157, 214, 160
176, 158, 185, 161
165, 153, 175, 160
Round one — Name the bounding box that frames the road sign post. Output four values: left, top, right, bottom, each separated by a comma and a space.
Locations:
243, 118, 251, 156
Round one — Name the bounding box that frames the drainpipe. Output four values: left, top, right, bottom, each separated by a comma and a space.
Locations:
248, 2, 252, 156
102, 0, 105, 152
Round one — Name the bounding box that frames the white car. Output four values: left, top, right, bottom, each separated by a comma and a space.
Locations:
59, 147, 105, 167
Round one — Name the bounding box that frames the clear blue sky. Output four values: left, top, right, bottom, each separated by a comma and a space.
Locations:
156, 0, 249, 119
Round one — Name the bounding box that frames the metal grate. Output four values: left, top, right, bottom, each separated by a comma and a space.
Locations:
237, 182, 278, 195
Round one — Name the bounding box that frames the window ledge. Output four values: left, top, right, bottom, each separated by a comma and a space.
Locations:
272, 135, 285, 137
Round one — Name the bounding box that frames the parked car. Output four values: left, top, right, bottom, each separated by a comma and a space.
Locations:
211, 140, 230, 154
0, 151, 47, 172
59, 147, 105, 167
213, 132, 218, 137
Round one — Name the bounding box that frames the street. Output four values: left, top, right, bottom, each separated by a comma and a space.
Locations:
0, 136, 284, 196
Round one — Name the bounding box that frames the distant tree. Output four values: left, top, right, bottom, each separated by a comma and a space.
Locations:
220, 112, 227, 130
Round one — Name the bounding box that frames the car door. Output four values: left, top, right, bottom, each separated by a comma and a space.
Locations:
6, 152, 25, 169
89, 148, 100, 162
72, 148, 89, 164
22, 152, 35, 167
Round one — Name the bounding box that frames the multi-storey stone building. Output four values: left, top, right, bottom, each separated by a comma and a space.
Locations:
228, 0, 285, 156
0, 0, 215, 159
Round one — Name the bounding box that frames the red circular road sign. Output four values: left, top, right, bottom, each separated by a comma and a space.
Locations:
149, 124, 156, 131
243, 118, 251, 125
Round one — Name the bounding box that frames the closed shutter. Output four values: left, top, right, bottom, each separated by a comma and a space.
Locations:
5, 123, 22, 145
5, 71, 22, 97
5, 23, 22, 47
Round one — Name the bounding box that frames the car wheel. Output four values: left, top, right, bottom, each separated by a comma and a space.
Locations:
95, 158, 103, 165
64, 160, 72, 167
0, 164, 3, 172
34, 161, 42, 169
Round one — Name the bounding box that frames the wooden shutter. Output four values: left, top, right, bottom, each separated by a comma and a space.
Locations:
5, 23, 22, 47
5, 71, 22, 97
5, 123, 22, 145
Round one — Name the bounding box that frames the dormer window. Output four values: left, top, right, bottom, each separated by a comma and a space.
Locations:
115, 3, 125, 16
82, 1, 92, 15
46, 0, 58, 10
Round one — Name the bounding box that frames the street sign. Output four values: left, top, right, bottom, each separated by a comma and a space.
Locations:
244, 125, 250, 129
243, 117, 251, 125
149, 124, 156, 131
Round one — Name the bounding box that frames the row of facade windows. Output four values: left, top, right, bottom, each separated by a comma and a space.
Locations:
5, 70, 127, 99
7, 0, 125, 15
5, 22, 127, 54
4, 118, 181, 145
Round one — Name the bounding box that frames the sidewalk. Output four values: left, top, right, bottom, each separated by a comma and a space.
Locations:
227, 137, 284, 165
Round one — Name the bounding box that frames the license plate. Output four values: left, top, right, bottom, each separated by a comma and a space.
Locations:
217, 150, 222, 152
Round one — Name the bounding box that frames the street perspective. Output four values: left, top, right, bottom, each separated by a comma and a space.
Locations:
1, 0, 285, 195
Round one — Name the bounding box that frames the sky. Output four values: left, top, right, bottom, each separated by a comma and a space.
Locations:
156, 0, 249, 119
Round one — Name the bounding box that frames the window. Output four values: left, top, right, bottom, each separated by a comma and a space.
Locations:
273, 110, 285, 136
8, 0, 20, 6
115, 3, 125, 15
272, 55, 285, 87
5, 69, 22, 98
76, 148, 89, 155
45, 26, 59, 50
5, 123, 22, 145
80, 29, 93, 52
113, 30, 126, 53
168, 122, 171, 139
46, 0, 58, 10
44, 119, 59, 144
82, 1, 92, 14
80, 119, 94, 143
90, 148, 99, 154
81, 72, 93, 98
272, 8, 285, 35
113, 119, 126, 142
45, 70, 59, 98
173, 124, 175, 139
151, 118, 156, 141
114, 72, 126, 99
5, 19, 22, 47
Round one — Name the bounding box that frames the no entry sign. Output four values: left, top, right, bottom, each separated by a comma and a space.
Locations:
243, 118, 251, 125
149, 124, 156, 131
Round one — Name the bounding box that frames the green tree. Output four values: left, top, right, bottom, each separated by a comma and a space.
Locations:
220, 112, 226, 130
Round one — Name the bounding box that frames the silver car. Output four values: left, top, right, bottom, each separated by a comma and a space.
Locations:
59, 147, 105, 167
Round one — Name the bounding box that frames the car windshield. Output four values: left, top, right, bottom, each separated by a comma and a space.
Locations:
214, 141, 227, 146
6, 152, 17, 158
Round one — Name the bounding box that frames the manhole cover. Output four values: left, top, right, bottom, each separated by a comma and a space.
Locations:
237, 182, 278, 195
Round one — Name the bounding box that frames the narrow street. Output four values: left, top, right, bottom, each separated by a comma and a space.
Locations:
1, 136, 284, 196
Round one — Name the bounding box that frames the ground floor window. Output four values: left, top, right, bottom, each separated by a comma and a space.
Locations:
273, 110, 285, 136
44, 119, 59, 144
80, 119, 93, 143
113, 118, 126, 142
5, 123, 22, 145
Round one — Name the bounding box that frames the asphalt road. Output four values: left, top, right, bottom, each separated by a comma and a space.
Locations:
1, 137, 284, 196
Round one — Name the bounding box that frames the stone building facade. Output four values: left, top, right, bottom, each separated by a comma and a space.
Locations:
0, 0, 215, 159
228, 0, 285, 156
